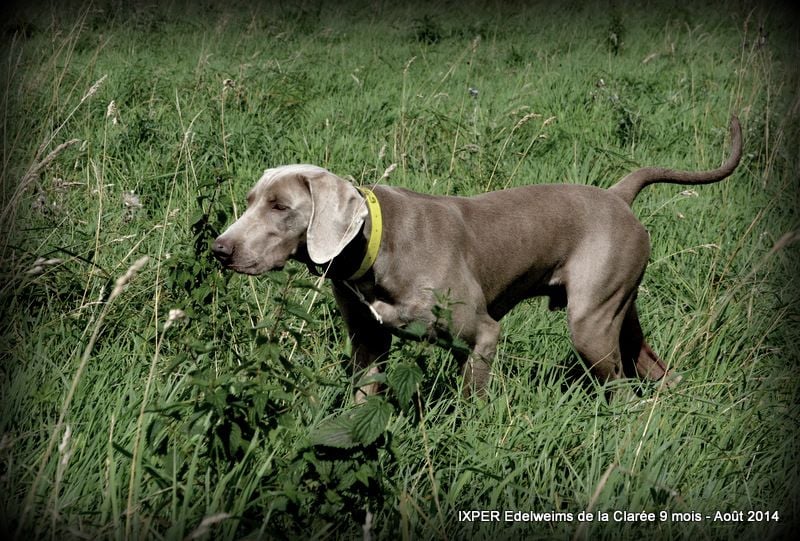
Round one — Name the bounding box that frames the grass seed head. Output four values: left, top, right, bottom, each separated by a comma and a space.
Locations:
82, 75, 107, 102
110, 256, 149, 301
381, 163, 397, 180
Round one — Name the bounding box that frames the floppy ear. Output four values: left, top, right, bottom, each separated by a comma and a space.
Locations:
303, 171, 368, 265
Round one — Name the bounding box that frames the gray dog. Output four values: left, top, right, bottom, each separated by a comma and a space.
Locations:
213, 116, 741, 400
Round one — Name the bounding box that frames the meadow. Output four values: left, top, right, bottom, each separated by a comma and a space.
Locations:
1, 0, 798, 539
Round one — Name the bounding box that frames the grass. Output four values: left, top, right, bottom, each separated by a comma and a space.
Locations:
1, 0, 798, 539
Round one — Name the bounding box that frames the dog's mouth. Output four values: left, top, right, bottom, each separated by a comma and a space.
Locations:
212, 236, 292, 275
223, 258, 285, 275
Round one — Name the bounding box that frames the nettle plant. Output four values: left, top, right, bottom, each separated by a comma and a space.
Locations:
156, 173, 444, 532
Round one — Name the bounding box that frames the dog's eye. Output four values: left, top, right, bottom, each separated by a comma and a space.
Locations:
272, 203, 289, 211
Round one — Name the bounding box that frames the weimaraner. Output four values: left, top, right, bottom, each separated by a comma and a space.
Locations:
213, 116, 742, 400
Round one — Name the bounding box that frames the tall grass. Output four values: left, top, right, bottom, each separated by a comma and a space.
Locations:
1, 1, 798, 539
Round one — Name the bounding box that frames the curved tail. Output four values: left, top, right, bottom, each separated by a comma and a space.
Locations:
609, 115, 742, 206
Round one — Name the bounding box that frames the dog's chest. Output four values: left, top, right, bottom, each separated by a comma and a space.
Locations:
343, 278, 481, 346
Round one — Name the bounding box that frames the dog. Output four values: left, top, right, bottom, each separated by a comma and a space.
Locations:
213, 116, 741, 400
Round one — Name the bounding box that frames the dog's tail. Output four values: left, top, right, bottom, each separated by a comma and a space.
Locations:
609, 115, 742, 206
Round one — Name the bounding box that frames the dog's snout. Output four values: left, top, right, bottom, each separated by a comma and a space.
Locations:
212, 236, 234, 263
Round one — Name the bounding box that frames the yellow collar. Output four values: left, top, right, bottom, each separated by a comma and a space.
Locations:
349, 187, 382, 280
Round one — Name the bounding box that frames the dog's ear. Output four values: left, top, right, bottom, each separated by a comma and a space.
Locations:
303, 171, 368, 264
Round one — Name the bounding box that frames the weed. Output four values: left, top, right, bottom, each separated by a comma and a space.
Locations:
1, 1, 798, 539
607, 9, 625, 55
413, 15, 444, 45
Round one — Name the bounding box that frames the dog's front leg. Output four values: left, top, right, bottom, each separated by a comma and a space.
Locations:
332, 282, 392, 403
460, 315, 501, 398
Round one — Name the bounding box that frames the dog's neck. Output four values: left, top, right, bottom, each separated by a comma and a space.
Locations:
297, 221, 373, 281
298, 187, 381, 281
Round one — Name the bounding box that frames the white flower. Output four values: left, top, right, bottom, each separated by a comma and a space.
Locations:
123, 190, 142, 209
165, 308, 186, 330
168, 308, 186, 322
106, 100, 120, 124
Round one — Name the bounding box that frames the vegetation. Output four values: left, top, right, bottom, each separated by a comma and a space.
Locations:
1, 1, 797, 539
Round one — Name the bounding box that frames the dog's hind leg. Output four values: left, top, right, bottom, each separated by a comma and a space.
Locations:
620, 303, 681, 386
566, 294, 629, 385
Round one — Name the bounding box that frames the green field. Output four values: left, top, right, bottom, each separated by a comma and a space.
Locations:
1, 0, 798, 539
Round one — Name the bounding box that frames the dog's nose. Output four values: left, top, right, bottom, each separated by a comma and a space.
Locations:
212, 236, 234, 263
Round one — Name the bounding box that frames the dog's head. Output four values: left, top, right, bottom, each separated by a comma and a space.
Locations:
212, 165, 368, 275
